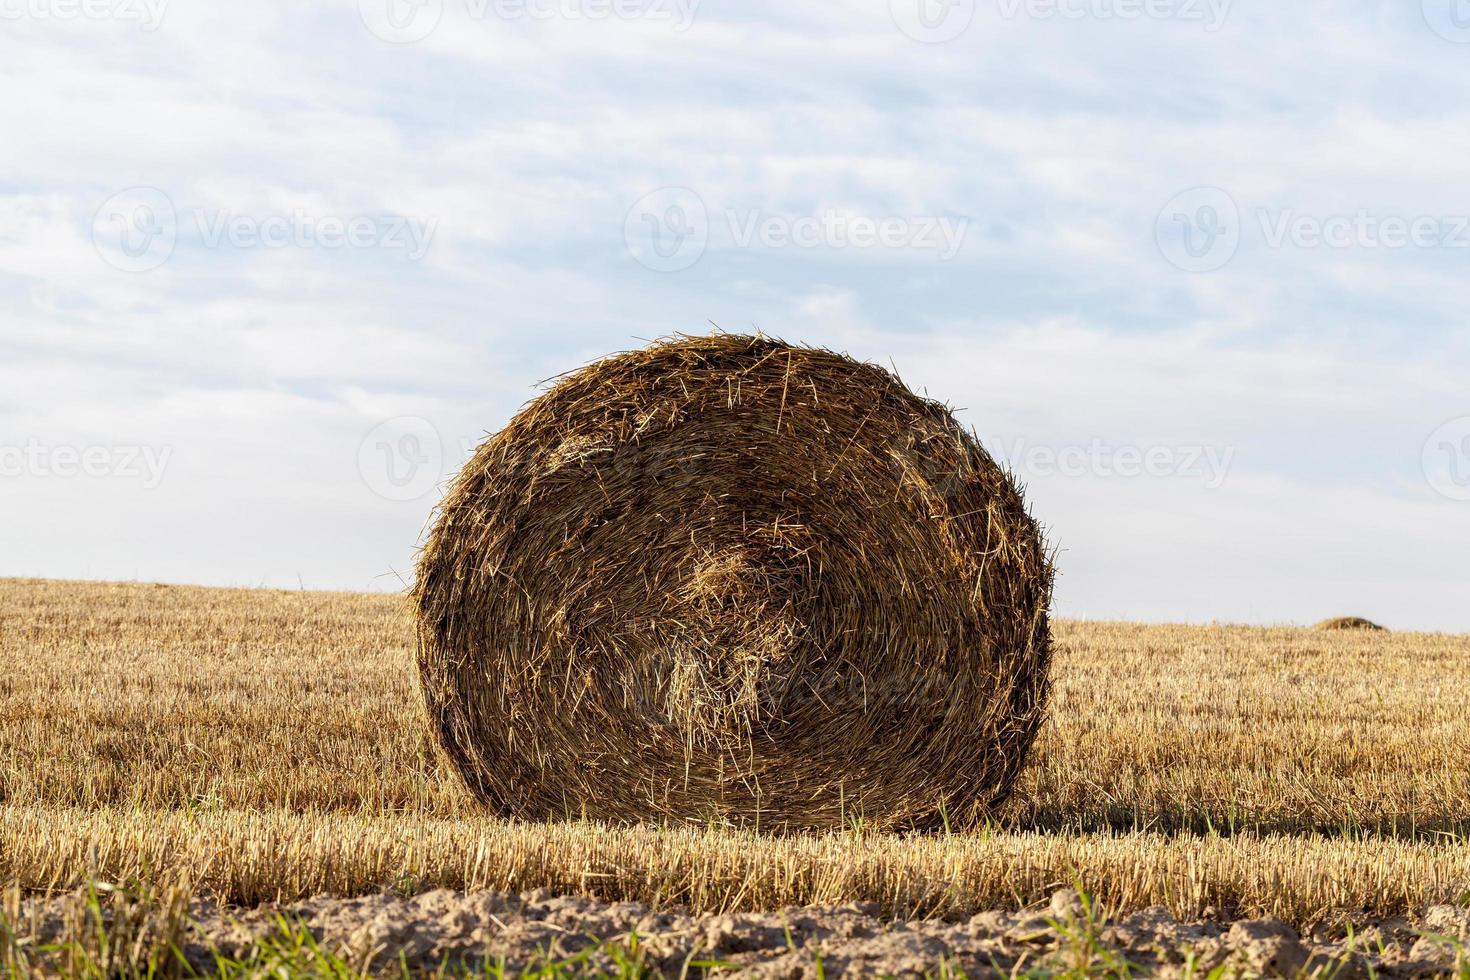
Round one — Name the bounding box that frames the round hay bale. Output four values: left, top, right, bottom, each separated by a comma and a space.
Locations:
1315, 616, 1386, 632
414, 334, 1053, 831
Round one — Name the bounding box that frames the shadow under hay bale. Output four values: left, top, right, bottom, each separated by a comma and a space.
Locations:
1315, 616, 1387, 632
413, 334, 1053, 832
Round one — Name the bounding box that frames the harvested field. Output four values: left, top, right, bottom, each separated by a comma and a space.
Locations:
3, 579, 1465, 838
3, 805, 1470, 924
2, 577, 1469, 974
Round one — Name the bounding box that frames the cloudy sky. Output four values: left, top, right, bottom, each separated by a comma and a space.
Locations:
2, 0, 1467, 630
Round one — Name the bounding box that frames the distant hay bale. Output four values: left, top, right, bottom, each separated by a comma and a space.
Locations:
413, 335, 1053, 832
1315, 616, 1387, 632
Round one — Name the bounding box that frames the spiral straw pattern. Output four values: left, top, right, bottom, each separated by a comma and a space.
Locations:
415, 334, 1052, 831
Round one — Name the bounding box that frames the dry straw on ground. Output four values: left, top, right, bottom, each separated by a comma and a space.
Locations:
414, 334, 1054, 832
3, 579, 1470, 924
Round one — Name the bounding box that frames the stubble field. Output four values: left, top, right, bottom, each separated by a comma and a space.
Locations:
2, 577, 1468, 975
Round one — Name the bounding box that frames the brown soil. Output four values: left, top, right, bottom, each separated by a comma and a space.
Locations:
18, 887, 1468, 977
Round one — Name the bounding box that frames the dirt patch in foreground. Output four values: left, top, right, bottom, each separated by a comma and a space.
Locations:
13, 887, 1470, 977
